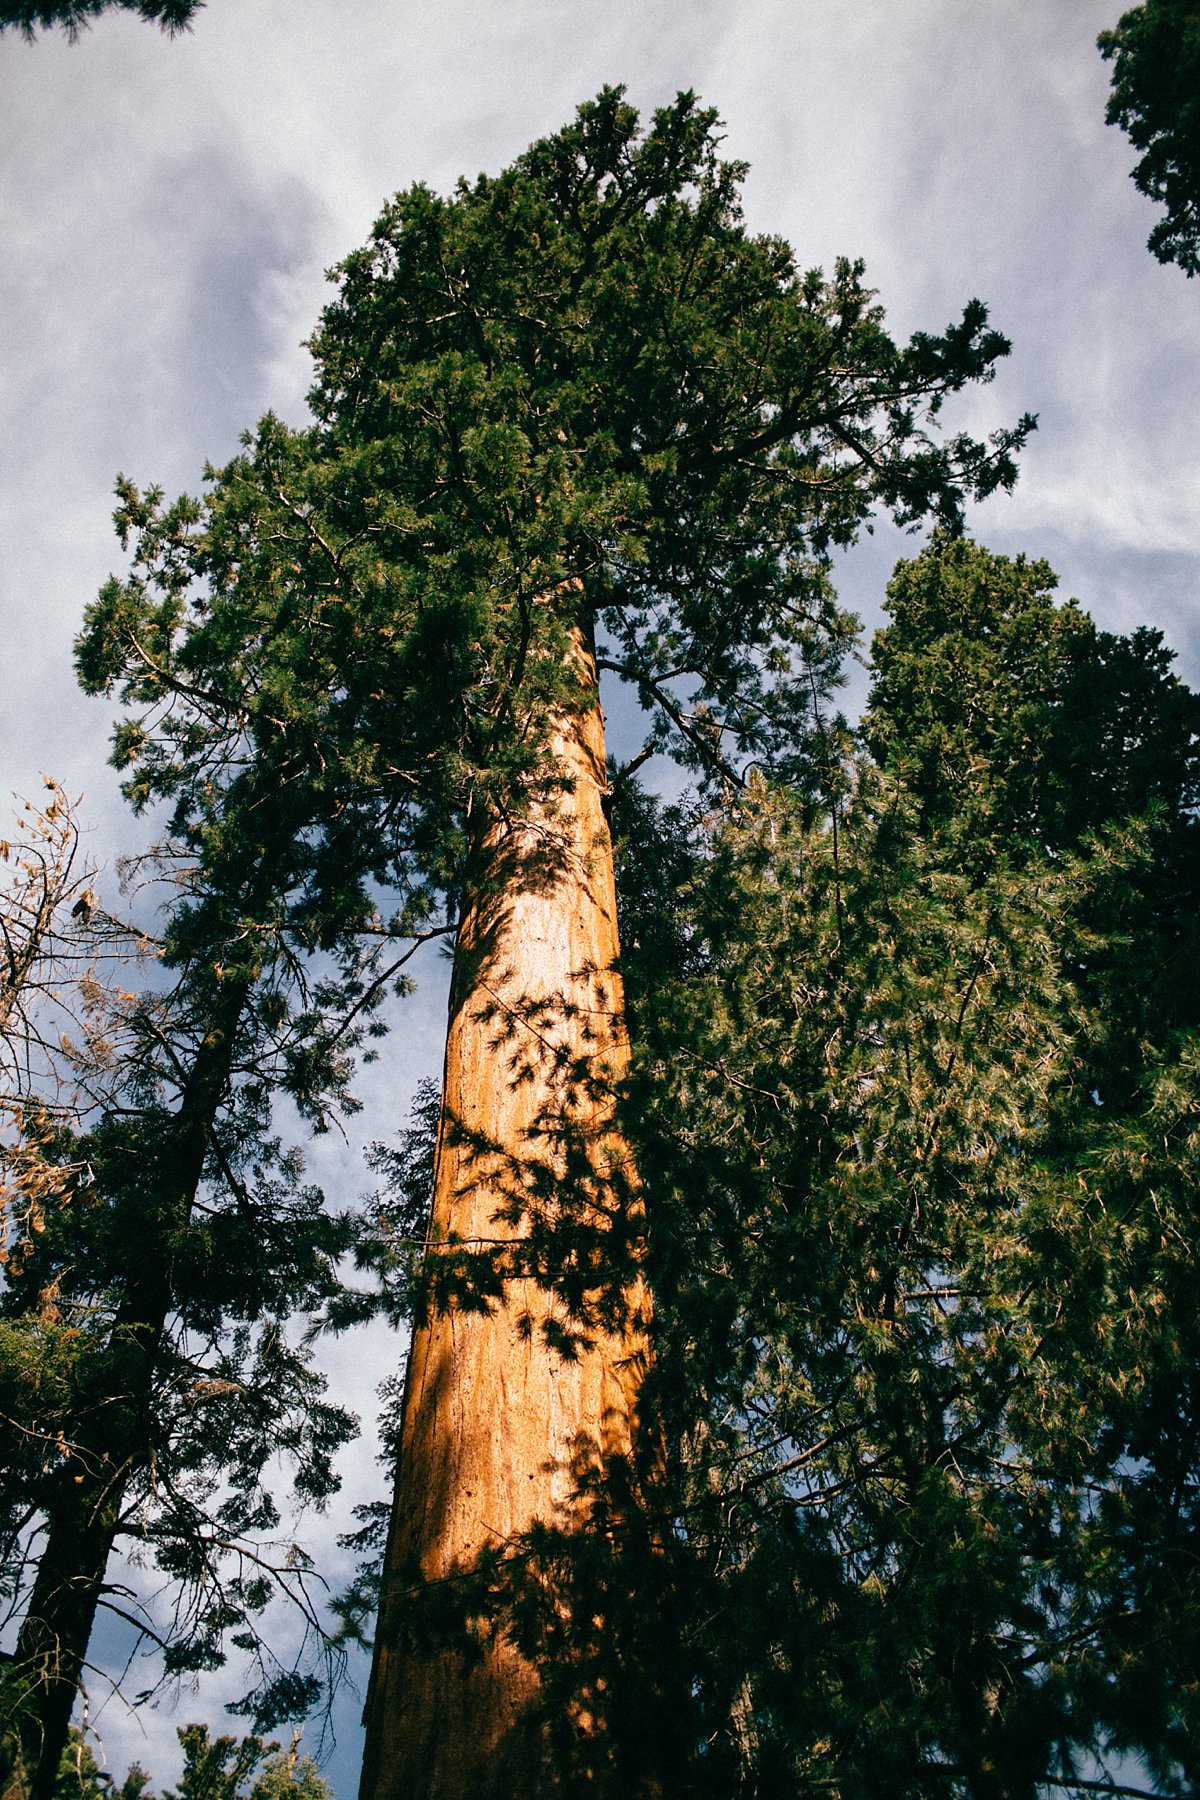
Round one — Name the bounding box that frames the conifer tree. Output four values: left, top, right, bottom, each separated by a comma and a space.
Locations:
49, 1723, 328, 1800
0, 458, 428, 1800
1100, 0, 1200, 275
620, 536, 1200, 1796
0, 1, 201, 42
296, 90, 1031, 1796
19, 91, 1031, 1797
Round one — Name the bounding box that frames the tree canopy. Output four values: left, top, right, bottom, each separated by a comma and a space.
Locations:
0, 1, 201, 39
306, 89, 1031, 802
2, 86, 1197, 1800
1, 449, 434, 1796
617, 536, 1200, 1796
1100, 0, 1200, 275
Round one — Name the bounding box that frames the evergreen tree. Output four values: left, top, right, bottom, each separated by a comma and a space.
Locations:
11, 89, 1031, 1798
1099, 0, 1200, 275
292, 87, 1032, 1797
620, 536, 1200, 1796
0, 2, 201, 41
49, 1724, 328, 1800
159, 1727, 329, 1800
0, 456, 434, 1800
6, 83, 1190, 1799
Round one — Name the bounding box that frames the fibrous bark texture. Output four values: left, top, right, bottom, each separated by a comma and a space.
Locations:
361, 631, 657, 1800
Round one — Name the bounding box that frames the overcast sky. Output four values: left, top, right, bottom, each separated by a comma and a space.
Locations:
2, 0, 1196, 1790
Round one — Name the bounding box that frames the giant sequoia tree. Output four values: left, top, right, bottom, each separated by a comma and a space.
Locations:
5, 90, 1033, 1799
295, 91, 1031, 1797
5, 82, 1196, 1800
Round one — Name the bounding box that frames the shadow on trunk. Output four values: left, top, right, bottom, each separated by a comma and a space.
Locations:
359, 631, 692, 1798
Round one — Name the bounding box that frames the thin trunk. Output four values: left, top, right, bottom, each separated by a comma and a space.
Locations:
0, 986, 244, 1800
361, 628, 658, 1800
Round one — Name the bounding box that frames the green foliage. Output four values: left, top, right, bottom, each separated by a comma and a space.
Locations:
4, 431, 419, 1786
332, 1077, 442, 1334
866, 534, 1200, 1096
0, 89, 1045, 1796
619, 537, 1200, 1796
309, 86, 1032, 797
1100, 0, 1200, 274
867, 535, 1200, 855
78, 91, 1031, 938
0, 1305, 101, 1615
53, 1728, 151, 1800
48, 1726, 328, 1800
0, 0, 201, 38
161, 1727, 328, 1800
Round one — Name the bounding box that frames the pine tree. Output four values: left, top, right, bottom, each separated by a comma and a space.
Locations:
0, 2, 201, 42
620, 536, 1200, 1796
1099, 0, 1200, 275
0, 460, 422, 1800
49, 1723, 328, 1800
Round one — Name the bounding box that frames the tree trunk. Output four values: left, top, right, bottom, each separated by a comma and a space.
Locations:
0, 988, 244, 1800
1, 1372, 153, 1800
360, 627, 659, 1800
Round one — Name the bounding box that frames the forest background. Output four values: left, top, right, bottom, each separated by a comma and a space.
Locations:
1, 0, 1198, 1793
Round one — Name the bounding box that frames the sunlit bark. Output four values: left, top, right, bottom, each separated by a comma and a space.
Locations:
361, 626, 656, 1799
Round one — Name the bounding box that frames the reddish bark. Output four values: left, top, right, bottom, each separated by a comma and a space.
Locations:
361, 630, 657, 1799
